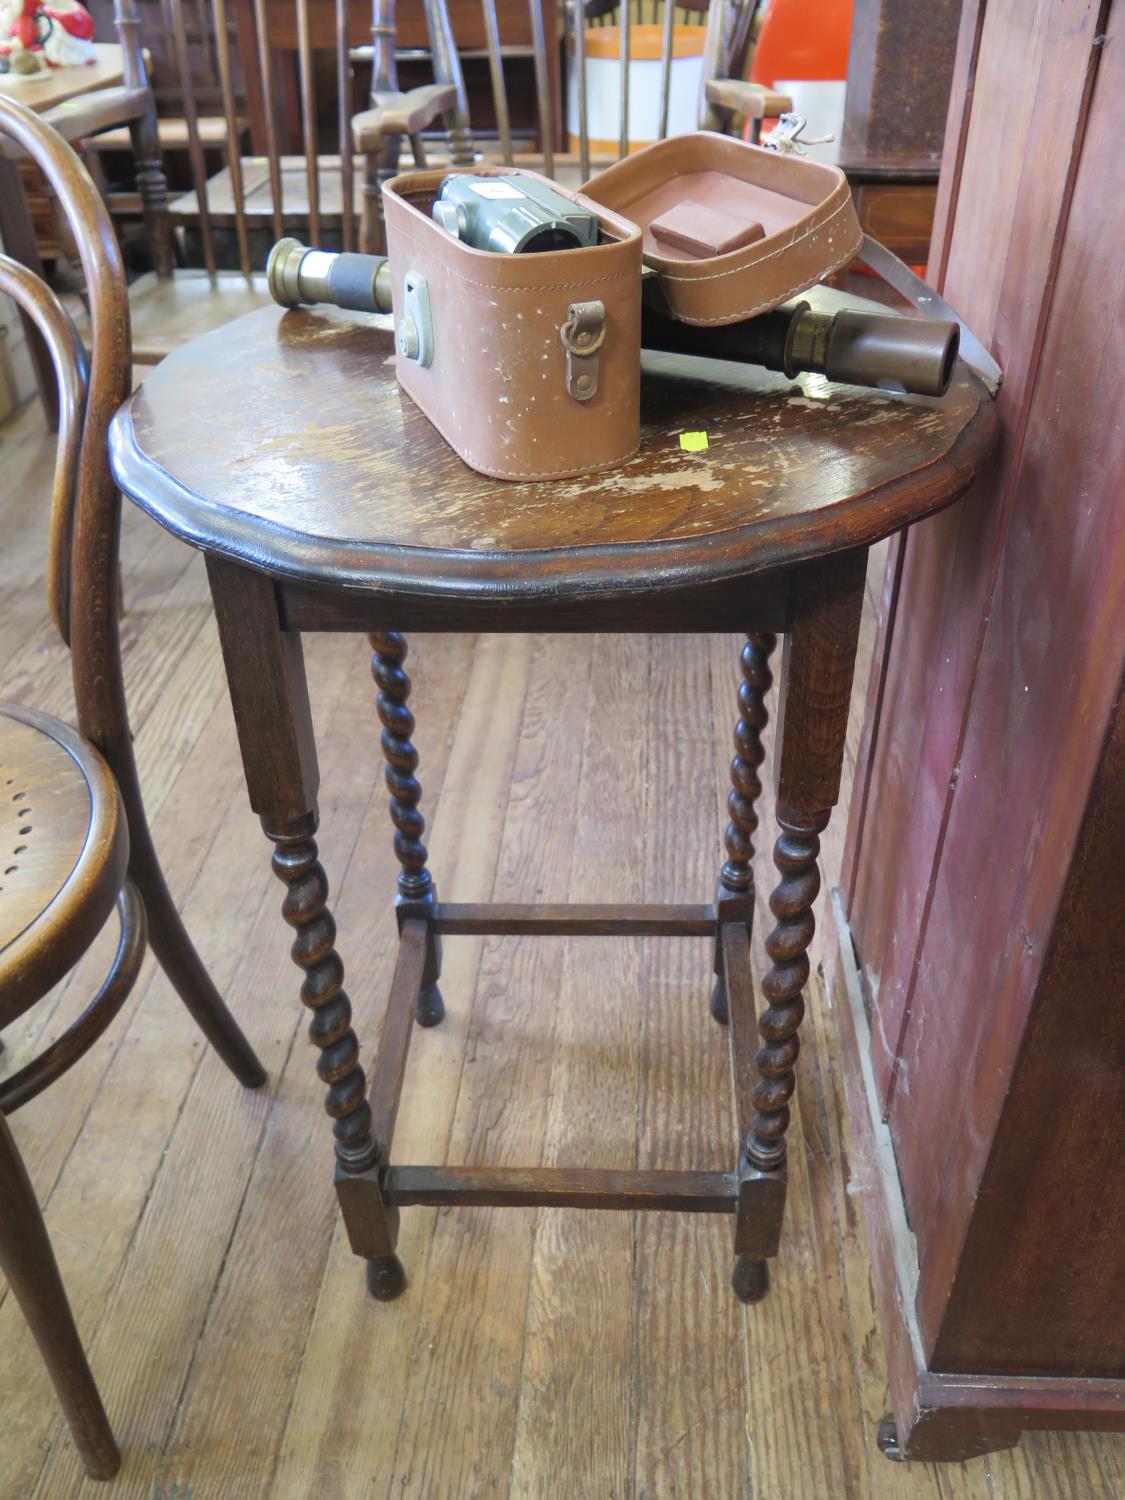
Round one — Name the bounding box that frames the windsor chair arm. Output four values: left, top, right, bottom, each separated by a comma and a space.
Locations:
704, 79, 793, 122
352, 83, 458, 155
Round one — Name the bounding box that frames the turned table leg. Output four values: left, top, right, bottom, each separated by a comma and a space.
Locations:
370, 632, 444, 1027
731, 551, 867, 1303
712, 633, 776, 1025
208, 558, 405, 1298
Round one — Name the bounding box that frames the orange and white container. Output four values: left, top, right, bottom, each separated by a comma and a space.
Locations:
567, 23, 707, 156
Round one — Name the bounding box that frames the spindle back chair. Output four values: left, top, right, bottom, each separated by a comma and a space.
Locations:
0, 0, 173, 270
76, 0, 785, 346
124, 0, 473, 264
118, 0, 781, 285
516, 0, 785, 186
81, 0, 473, 346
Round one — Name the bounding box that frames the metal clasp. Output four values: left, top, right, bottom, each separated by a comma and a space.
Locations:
560, 300, 605, 401
398, 271, 434, 367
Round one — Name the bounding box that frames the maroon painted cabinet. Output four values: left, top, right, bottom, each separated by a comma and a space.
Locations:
828, 0, 1125, 1461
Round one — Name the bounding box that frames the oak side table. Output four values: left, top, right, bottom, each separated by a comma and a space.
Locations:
109, 302, 996, 1305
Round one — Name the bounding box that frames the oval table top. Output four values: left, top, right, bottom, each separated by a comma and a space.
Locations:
110, 299, 997, 603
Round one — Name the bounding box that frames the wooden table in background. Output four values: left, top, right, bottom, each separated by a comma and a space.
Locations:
0, 43, 124, 112
0, 45, 126, 419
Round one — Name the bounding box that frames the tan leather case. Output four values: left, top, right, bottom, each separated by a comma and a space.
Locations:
383, 137, 862, 479
382, 168, 643, 481
581, 133, 863, 326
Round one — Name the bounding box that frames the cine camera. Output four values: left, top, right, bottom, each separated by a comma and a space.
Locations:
430, 172, 599, 254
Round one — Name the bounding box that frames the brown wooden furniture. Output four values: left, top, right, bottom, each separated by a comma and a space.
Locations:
164, 0, 787, 270
74, 0, 478, 358
838, 0, 960, 265
0, 4, 240, 389
107, 285, 996, 1309
0, 44, 126, 111
83, 115, 245, 246
828, 0, 1125, 1464
497, 0, 787, 183
346, 0, 787, 249
0, 42, 143, 415
0, 93, 266, 1477
0, 700, 138, 1482
348, 0, 475, 251
164, 0, 477, 260
0, 25, 171, 269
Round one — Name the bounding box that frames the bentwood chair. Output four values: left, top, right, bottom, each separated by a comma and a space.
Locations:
0, 94, 266, 1478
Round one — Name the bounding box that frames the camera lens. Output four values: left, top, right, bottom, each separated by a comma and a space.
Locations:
519, 225, 585, 253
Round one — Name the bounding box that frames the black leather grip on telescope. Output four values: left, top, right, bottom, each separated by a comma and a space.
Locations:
327, 254, 389, 313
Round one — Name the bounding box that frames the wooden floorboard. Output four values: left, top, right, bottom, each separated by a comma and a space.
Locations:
273, 632, 533, 1499
512, 633, 649, 1498
633, 635, 749, 1498
3, 398, 1124, 1497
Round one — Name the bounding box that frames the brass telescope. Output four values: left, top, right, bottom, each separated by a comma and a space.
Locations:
268, 237, 393, 315
267, 237, 960, 399
639, 301, 959, 399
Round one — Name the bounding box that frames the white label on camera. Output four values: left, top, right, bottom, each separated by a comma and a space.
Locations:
469, 181, 525, 199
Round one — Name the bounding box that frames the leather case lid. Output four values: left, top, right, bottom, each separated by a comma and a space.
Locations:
581, 131, 862, 326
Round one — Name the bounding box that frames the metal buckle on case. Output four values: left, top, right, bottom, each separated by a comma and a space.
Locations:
397, 271, 434, 367
560, 300, 606, 401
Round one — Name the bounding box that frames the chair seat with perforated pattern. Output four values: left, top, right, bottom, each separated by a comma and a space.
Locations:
0, 704, 127, 1024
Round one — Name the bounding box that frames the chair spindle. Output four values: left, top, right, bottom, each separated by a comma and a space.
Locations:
295, 0, 321, 246
167, 0, 217, 275
211, 0, 252, 273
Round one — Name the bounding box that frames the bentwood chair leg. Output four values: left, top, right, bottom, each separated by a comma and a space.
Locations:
712, 633, 776, 1026
0, 1111, 120, 1480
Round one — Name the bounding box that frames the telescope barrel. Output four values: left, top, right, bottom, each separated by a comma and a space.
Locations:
266, 237, 960, 399
267, 237, 392, 315
641, 301, 960, 398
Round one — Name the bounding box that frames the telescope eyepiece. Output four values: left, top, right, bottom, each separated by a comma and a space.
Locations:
266, 237, 392, 316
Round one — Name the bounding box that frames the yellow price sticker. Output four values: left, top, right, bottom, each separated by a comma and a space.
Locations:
679, 431, 709, 453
